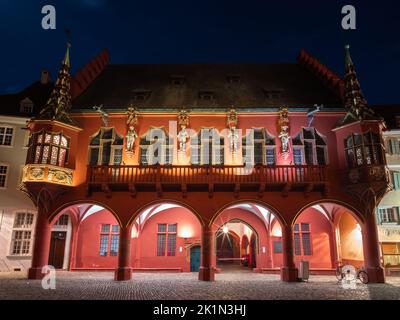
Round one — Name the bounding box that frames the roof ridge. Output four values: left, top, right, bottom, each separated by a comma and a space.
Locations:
297, 49, 345, 100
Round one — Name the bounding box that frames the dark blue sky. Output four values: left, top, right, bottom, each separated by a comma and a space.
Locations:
0, 0, 399, 104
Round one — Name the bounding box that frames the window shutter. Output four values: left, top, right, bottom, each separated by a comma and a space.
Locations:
394, 172, 400, 190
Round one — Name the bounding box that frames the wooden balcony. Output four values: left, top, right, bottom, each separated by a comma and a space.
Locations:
87, 165, 327, 197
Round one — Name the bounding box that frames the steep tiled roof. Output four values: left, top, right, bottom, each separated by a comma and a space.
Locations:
71, 62, 344, 110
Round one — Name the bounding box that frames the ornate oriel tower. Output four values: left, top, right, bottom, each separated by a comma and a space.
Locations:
22, 43, 82, 279
333, 45, 390, 283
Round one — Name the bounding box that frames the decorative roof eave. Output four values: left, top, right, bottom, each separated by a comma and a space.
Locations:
28, 119, 83, 132
36, 43, 80, 129
70, 106, 346, 115
332, 119, 386, 132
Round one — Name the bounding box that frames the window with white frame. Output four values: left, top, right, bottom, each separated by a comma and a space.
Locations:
378, 207, 400, 224
392, 171, 400, 190
139, 128, 173, 166
386, 138, 400, 155
242, 128, 276, 165
10, 212, 35, 256
190, 128, 224, 165
292, 128, 328, 165
54, 214, 69, 227
0, 164, 9, 188
0, 126, 14, 146
89, 128, 123, 166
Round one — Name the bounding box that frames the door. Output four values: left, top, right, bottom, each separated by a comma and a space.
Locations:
190, 246, 201, 272
48, 231, 66, 269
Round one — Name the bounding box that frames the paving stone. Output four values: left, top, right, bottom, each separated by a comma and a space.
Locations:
0, 272, 399, 300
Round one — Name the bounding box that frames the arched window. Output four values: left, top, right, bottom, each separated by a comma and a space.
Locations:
344, 131, 384, 168
292, 128, 328, 165
139, 128, 173, 166
29, 130, 70, 167
242, 129, 276, 165
190, 128, 224, 165
88, 128, 123, 166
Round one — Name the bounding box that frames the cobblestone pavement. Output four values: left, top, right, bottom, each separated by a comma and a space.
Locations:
0, 271, 399, 300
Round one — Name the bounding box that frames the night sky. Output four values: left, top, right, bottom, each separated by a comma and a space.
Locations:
0, 0, 399, 105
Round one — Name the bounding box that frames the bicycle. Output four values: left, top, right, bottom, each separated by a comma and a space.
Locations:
336, 264, 369, 284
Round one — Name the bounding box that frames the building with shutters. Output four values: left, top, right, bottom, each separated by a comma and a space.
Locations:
372, 105, 400, 275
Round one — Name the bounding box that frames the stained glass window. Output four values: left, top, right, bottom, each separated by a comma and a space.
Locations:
345, 132, 384, 168
29, 131, 70, 167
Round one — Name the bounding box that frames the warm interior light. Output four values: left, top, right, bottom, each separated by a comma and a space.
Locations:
356, 223, 361, 232
223, 226, 229, 234
179, 228, 192, 238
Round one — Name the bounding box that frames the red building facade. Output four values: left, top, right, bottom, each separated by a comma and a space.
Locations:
21, 43, 390, 283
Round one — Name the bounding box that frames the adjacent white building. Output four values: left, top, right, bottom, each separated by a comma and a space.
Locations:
0, 114, 36, 272
376, 111, 400, 275
0, 72, 73, 273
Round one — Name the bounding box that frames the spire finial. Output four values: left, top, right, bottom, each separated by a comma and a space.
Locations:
38, 44, 76, 126
338, 44, 377, 126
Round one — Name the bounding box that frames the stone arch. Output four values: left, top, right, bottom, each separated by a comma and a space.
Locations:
127, 199, 205, 229
209, 199, 287, 227
48, 200, 123, 227
292, 199, 365, 226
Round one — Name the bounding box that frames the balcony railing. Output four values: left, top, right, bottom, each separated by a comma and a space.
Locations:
87, 165, 327, 194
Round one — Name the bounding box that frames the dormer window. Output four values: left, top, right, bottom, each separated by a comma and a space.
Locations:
263, 88, 284, 100
132, 90, 152, 101
28, 131, 70, 167
170, 75, 186, 86
199, 91, 215, 101
20, 98, 34, 114
226, 74, 241, 84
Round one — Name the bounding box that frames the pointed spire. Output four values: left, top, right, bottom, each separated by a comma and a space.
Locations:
340, 44, 377, 125
38, 43, 76, 126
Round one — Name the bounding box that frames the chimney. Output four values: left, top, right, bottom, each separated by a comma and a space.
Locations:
41, 70, 51, 84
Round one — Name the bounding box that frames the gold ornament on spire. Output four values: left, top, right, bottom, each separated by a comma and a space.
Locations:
340, 44, 377, 125
38, 43, 76, 126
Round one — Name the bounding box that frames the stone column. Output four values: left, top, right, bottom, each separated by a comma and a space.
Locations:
114, 226, 132, 281
362, 212, 385, 283
198, 224, 215, 281
280, 224, 298, 282
68, 224, 80, 270
28, 210, 52, 280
